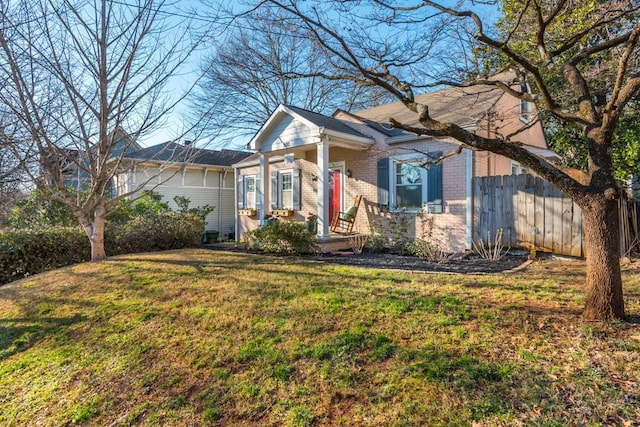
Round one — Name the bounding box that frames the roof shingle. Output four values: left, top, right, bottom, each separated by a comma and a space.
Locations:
125, 142, 251, 167
354, 84, 506, 129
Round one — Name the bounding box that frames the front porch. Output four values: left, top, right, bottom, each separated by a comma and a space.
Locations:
316, 232, 367, 253
241, 104, 375, 241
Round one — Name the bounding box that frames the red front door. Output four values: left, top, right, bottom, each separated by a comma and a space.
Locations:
329, 169, 341, 223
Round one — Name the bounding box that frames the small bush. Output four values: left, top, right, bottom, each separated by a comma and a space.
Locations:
173, 195, 215, 222
365, 232, 387, 253
406, 238, 452, 263
245, 220, 316, 255
472, 229, 506, 261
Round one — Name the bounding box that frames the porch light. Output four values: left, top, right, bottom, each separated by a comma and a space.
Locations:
346, 169, 353, 178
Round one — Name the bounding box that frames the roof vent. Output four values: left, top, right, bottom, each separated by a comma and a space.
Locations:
181, 139, 193, 146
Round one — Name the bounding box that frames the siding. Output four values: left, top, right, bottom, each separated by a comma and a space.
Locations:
260, 116, 316, 152
131, 167, 236, 240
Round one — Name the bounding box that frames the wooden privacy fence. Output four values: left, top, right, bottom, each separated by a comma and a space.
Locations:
473, 174, 583, 257
473, 174, 640, 257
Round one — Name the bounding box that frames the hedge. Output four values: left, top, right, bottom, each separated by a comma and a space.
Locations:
104, 212, 203, 255
0, 212, 204, 285
0, 227, 91, 284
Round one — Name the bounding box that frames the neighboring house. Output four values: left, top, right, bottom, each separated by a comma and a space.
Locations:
117, 141, 251, 240
234, 77, 559, 252
59, 127, 142, 193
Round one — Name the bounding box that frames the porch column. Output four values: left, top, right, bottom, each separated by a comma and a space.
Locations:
317, 137, 330, 238
259, 153, 268, 226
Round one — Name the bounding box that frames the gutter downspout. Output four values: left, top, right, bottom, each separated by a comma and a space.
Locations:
233, 167, 239, 243
218, 169, 227, 237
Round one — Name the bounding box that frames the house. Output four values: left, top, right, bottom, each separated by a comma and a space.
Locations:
234, 78, 559, 252
54, 128, 141, 193
117, 141, 250, 240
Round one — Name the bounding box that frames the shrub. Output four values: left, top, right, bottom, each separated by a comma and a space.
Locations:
5, 188, 78, 229
0, 212, 204, 286
245, 220, 316, 254
472, 229, 506, 261
105, 212, 203, 255
173, 195, 215, 223
108, 190, 171, 224
0, 227, 90, 284
406, 238, 452, 263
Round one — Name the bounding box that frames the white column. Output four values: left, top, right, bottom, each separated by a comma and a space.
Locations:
259, 153, 268, 226
317, 137, 330, 237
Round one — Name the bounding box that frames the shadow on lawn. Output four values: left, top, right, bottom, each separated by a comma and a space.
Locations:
0, 314, 85, 361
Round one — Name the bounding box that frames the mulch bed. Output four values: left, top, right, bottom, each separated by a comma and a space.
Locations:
305, 251, 530, 274
205, 243, 530, 274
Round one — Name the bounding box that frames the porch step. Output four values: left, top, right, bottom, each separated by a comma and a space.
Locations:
316, 234, 365, 253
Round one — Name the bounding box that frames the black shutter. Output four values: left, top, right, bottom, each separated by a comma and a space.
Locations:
377, 157, 389, 210
427, 151, 443, 213
292, 168, 301, 211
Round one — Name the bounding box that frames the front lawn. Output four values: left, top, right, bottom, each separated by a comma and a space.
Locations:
1, 249, 639, 426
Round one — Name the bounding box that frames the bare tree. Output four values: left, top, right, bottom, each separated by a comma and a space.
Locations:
0, 132, 26, 220
262, 0, 640, 320
0, 0, 208, 260
191, 8, 392, 144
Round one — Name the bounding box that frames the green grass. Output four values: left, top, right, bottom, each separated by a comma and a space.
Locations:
1, 249, 639, 426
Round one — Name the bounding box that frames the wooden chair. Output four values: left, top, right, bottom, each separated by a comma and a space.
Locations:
330, 195, 362, 234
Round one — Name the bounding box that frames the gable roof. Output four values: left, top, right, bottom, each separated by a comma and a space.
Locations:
354, 84, 506, 130
124, 141, 251, 167
333, 109, 405, 138
248, 104, 375, 151
285, 105, 371, 139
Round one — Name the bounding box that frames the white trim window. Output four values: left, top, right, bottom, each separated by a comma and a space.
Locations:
389, 152, 443, 213
245, 175, 256, 209
237, 174, 260, 210
280, 171, 293, 209
395, 161, 423, 209
270, 168, 301, 210
519, 84, 532, 123
511, 161, 528, 175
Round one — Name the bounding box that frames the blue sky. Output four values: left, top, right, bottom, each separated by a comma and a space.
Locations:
140, 0, 502, 150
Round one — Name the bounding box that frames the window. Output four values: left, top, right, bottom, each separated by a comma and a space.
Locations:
388, 152, 443, 213
245, 176, 256, 209
237, 174, 259, 210
395, 162, 422, 209
520, 84, 531, 123
280, 172, 293, 209
511, 161, 528, 175
271, 168, 301, 210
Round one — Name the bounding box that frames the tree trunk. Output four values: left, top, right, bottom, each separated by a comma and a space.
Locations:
74, 199, 108, 262
89, 224, 107, 261
580, 196, 625, 320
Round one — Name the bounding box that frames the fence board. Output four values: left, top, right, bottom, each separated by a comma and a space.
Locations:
503, 175, 515, 246
541, 180, 555, 253
473, 174, 584, 257
494, 176, 503, 243
552, 185, 564, 254
473, 176, 482, 246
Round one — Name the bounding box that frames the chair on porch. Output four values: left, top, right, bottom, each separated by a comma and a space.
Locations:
330, 195, 363, 235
